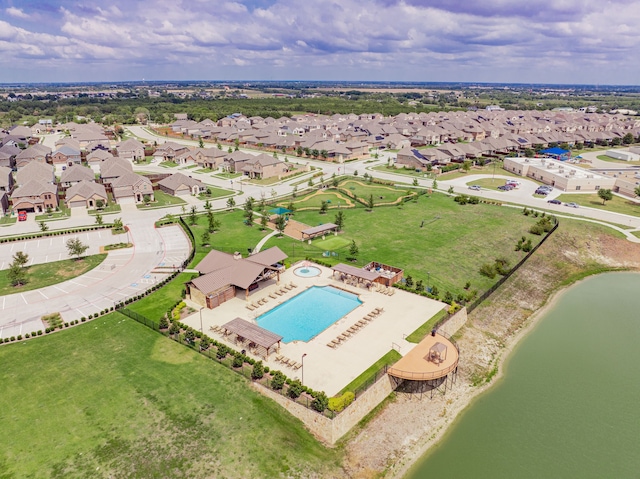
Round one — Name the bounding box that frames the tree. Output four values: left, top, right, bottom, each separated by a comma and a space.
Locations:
292, 186, 298, 198
623, 133, 634, 145
432, 179, 438, 189
260, 210, 269, 230
234, 138, 240, 151
524, 148, 534, 157
251, 361, 264, 380
189, 205, 198, 225
275, 214, 286, 235
226, 197, 236, 209
8, 262, 27, 286
296, 146, 303, 156
635, 185, 640, 198
95, 213, 103, 225
66, 238, 89, 260
113, 217, 124, 231
367, 194, 374, 211
207, 211, 220, 232
412, 178, 418, 187
12, 251, 29, 268
598, 188, 613, 205
308, 178, 314, 187
462, 160, 471, 173
143, 194, 151, 204
348, 240, 359, 261
311, 392, 329, 412
95, 199, 105, 210
38, 221, 48, 232
334, 211, 345, 231
244, 199, 254, 225
201, 230, 210, 246
320, 200, 328, 214
332, 176, 339, 188
204, 199, 212, 211
286, 201, 296, 214
198, 137, 204, 148
287, 379, 304, 399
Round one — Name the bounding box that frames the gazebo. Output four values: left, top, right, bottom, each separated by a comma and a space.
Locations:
220, 317, 282, 359
301, 223, 338, 240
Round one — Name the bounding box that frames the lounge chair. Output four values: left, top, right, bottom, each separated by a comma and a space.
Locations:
251, 302, 260, 308
274, 290, 282, 296
293, 362, 302, 370
331, 339, 341, 347
327, 342, 336, 348
290, 282, 298, 288
284, 284, 293, 291
246, 304, 255, 311
339, 333, 349, 340
357, 320, 367, 327
269, 293, 277, 299
389, 289, 395, 296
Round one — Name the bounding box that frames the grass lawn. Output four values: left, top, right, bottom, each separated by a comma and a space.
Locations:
283, 190, 356, 210
35, 207, 70, 221
340, 179, 414, 204
247, 176, 282, 186
596, 154, 640, 166
372, 165, 434, 179
0, 254, 106, 296
137, 190, 186, 209
313, 235, 352, 251
159, 161, 179, 168
267, 192, 545, 297
88, 204, 121, 215
0, 313, 342, 478
466, 177, 513, 190
0, 216, 16, 225
337, 350, 402, 396
439, 163, 521, 181
184, 210, 273, 258
405, 309, 449, 343
213, 171, 242, 179
127, 272, 197, 321
198, 185, 235, 200
194, 167, 214, 173
555, 193, 640, 217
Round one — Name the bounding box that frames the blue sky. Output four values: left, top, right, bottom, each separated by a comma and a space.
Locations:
1, 0, 639, 84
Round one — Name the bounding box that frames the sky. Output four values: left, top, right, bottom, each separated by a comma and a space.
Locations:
1, 0, 639, 85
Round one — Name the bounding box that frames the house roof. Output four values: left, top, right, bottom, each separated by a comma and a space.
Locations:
221, 318, 282, 350
16, 161, 54, 185
157, 172, 204, 190
66, 180, 107, 200
60, 165, 94, 183
12, 179, 56, 198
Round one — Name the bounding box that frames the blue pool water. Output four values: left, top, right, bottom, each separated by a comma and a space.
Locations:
256, 286, 362, 342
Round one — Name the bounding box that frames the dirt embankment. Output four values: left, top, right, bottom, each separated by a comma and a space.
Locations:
341, 222, 640, 479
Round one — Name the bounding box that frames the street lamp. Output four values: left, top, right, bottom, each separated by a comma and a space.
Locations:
199, 306, 204, 333
301, 353, 307, 385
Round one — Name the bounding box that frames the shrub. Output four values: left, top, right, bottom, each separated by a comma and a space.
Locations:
479, 263, 497, 279
252, 361, 265, 380
264, 366, 270, 373
287, 380, 304, 399
37, 330, 43, 335
24, 333, 30, 339
216, 344, 228, 360
232, 354, 244, 368
200, 336, 210, 350
328, 391, 355, 412
158, 317, 169, 329
271, 371, 286, 390
81, 318, 86, 322
494, 257, 510, 276
311, 392, 329, 412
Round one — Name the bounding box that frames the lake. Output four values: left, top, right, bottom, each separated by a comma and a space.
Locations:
407, 272, 640, 479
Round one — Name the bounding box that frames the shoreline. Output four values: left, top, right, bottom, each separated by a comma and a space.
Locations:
386, 274, 599, 479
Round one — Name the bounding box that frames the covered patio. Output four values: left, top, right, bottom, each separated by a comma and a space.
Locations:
221, 317, 282, 359
301, 223, 338, 240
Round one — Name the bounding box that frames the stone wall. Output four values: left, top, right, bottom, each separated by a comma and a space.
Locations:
438, 307, 468, 337
252, 373, 396, 444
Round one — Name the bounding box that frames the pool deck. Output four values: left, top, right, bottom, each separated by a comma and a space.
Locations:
181, 262, 446, 397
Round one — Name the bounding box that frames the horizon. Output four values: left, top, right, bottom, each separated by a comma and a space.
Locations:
2, 0, 640, 85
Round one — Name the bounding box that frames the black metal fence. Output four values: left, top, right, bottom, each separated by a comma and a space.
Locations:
119, 308, 160, 331
353, 365, 390, 400
466, 220, 559, 314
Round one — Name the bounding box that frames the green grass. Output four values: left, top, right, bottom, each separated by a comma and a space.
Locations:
286, 190, 355, 210
596, 154, 640, 165
372, 164, 434, 179
405, 309, 449, 343
438, 163, 521, 180
466, 177, 513, 190
88, 204, 122, 215
0, 254, 107, 296
0, 313, 342, 478
159, 161, 179, 168
194, 167, 214, 173
313, 235, 352, 251
126, 272, 197, 321
268, 191, 544, 297
137, 190, 187, 209
247, 176, 282, 185
0, 216, 16, 225
198, 185, 235, 200
631, 231, 640, 239
555, 193, 640, 217
340, 179, 414, 204
337, 350, 402, 396
213, 171, 242, 179
185, 209, 273, 258
35, 207, 70, 221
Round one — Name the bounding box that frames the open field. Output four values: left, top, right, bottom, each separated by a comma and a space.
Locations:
556, 193, 640, 217
198, 185, 235, 199
0, 254, 107, 296
284, 190, 355, 210
266, 190, 544, 296
596, 154, 640, 166
0, 313, 343, 478
466, 177, 513, 190
340, 179, 414, 204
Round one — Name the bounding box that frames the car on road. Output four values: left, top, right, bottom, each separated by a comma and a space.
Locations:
497, 185, 513, 191
535, 186, 553, 195
565, 202, 579, 208
18, 211, 27, 221
468, 185, 481, 191
547, 199, 561, 205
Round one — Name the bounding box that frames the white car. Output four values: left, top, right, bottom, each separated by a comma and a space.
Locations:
468, 185, 481, 191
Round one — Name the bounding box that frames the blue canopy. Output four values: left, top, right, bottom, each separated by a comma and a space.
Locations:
540, 147, 570, 161
270, 207, 291, 215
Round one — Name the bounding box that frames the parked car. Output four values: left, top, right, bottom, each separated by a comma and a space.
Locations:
468, 185, 481, 191
547, 199, 561, 205
497, 185, 513, 191
565, 202, 579, 208
18, 211, 27, 221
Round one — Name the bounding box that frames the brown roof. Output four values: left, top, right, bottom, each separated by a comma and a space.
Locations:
301, 223, 338, 236
331, 263, 380, 281
221, 317, 282, 350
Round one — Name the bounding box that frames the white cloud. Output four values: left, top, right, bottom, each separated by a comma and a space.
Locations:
6, 7, 28, 19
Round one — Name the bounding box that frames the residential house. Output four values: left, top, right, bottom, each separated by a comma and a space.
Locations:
51, 146, 82, 166
0, 143, 20, 168
86, 149, 115, 166
111, 172, 154, 204
14, 143, 51, 168
116, 138, 145, 161
240, 154, 291, 180
157, 172, 206, 196
60, 165, 95, 188
0, 166, 14, 213
152, 141, 190, 162
11, 179, 58, 213
100, 159, 133, 184
65, 180, 108, 209
16, 161, 55, 186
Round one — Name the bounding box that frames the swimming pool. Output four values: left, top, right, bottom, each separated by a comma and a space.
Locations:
256, 286, 362, 342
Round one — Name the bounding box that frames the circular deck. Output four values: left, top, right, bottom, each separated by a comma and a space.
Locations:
294, 266, 322, 278
387, 332, 459, 381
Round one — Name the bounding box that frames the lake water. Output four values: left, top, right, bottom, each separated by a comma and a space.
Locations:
407, 272, 640, 479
